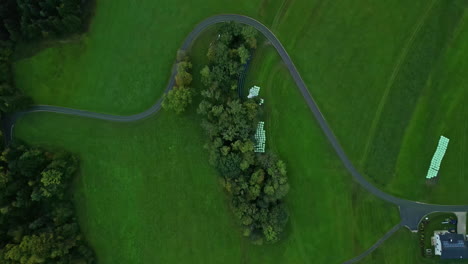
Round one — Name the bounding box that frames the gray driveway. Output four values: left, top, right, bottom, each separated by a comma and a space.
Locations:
456, 212, 467, 235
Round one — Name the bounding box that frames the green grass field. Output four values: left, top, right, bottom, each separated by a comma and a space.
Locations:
361, 229, 425, 264
382, 9, 468, 203
12, 0, 276, 114
361, 228, 468, 264
14, 0, 468, 204
360, 229, 430, 264
358, 2, 468, 204
277, 0, 468, 204
13, 34, 400, 263
11, 0, 468, 261
12, 0, 434, 117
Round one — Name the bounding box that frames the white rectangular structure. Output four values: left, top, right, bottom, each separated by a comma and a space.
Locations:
254, 121, 266, 153
426, 136, 450, 179
248, 86, 260, 98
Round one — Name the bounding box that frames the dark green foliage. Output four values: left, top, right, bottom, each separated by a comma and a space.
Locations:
198, 22, 289, 244
162, 86, 193, 114
0, 0, 20, 41
0, 41, 31, 113
0, 5, 92, 260
0, 0, 86, 114
162, 51, 193, 114
0, 144, 95, 263
16, 0, 83, 39
1, 0, 84, 40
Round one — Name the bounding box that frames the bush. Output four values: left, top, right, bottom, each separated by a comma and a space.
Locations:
162, 53, 193, 114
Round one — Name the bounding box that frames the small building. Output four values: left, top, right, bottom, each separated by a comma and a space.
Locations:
438, 233, 468, 259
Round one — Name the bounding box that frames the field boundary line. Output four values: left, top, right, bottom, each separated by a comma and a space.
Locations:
359, 0, 439, 168
270, 0, 292, 30
342, 222, 402, 264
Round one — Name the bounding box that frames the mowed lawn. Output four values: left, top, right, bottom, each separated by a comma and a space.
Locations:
14, 35, 400, 263
12, 0, 280, 114
298, 1, 468, 204
360, 229, 468, 264
359, 230, 427, 264
13, 0, 468, 204
384, 9, 468, 204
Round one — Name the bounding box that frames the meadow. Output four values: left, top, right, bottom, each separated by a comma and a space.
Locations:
383, 8, 468, 203
12, 0, 278, 114
361, 229, 468, 264
359, 1, 468, 204
13, 0, 468, 205
11, 0, 468, 262
14, 34, 399, 263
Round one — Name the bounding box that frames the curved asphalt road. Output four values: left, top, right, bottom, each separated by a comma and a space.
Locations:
4, 14, 468, 263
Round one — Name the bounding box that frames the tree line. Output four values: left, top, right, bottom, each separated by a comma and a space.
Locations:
162, 50, 193, 114
1, 0, 85, 41
0, 143, 95, 263
0, 0, 87, 114
0, 1, 95, 262
197, 22, 289, 244
0, 40, 31, 113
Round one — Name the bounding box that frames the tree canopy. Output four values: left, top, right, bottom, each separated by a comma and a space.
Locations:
0, 0, 87, 115
0, 3, 93, 260
0, 144, 95, 263
1, 0, 84, 40
197, 22, 289, 244
162, 51, 194, 114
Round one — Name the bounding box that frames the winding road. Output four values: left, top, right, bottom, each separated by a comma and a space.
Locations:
3, 14, 468, 263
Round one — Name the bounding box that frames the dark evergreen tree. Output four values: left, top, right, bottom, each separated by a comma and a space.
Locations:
0, 144, 95, 263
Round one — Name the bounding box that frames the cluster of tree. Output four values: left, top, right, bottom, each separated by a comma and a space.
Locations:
0, 0, 87, 115
162, 50, 194, 114
0, 0, 84, 41
0, 41, 31, 113
0, 2, 94, 261
0, 143, 95, 263
198, 22, 289, 244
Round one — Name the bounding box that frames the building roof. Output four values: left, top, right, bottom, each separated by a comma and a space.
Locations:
440, 233, 468, 259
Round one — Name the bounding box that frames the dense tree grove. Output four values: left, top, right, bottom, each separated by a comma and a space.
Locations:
1, 0, 84, 40
0, 144, 95, 263
0, 41, 31, 113
0, 0, 87, 114
0, 3, 94, 262
198, 23, 289, 244
162, 50, 194, 114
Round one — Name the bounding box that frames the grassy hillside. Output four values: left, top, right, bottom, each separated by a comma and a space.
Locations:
358, 1, 468, 203
384, 9, 468, 203
13, 0, 468, 204
11, 0, 468, 261
12, 0, 278, 114
14, 38, 399, 263
12, 0, 432, 116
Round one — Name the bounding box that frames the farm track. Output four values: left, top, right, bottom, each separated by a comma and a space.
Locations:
4, 14, 468, 263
